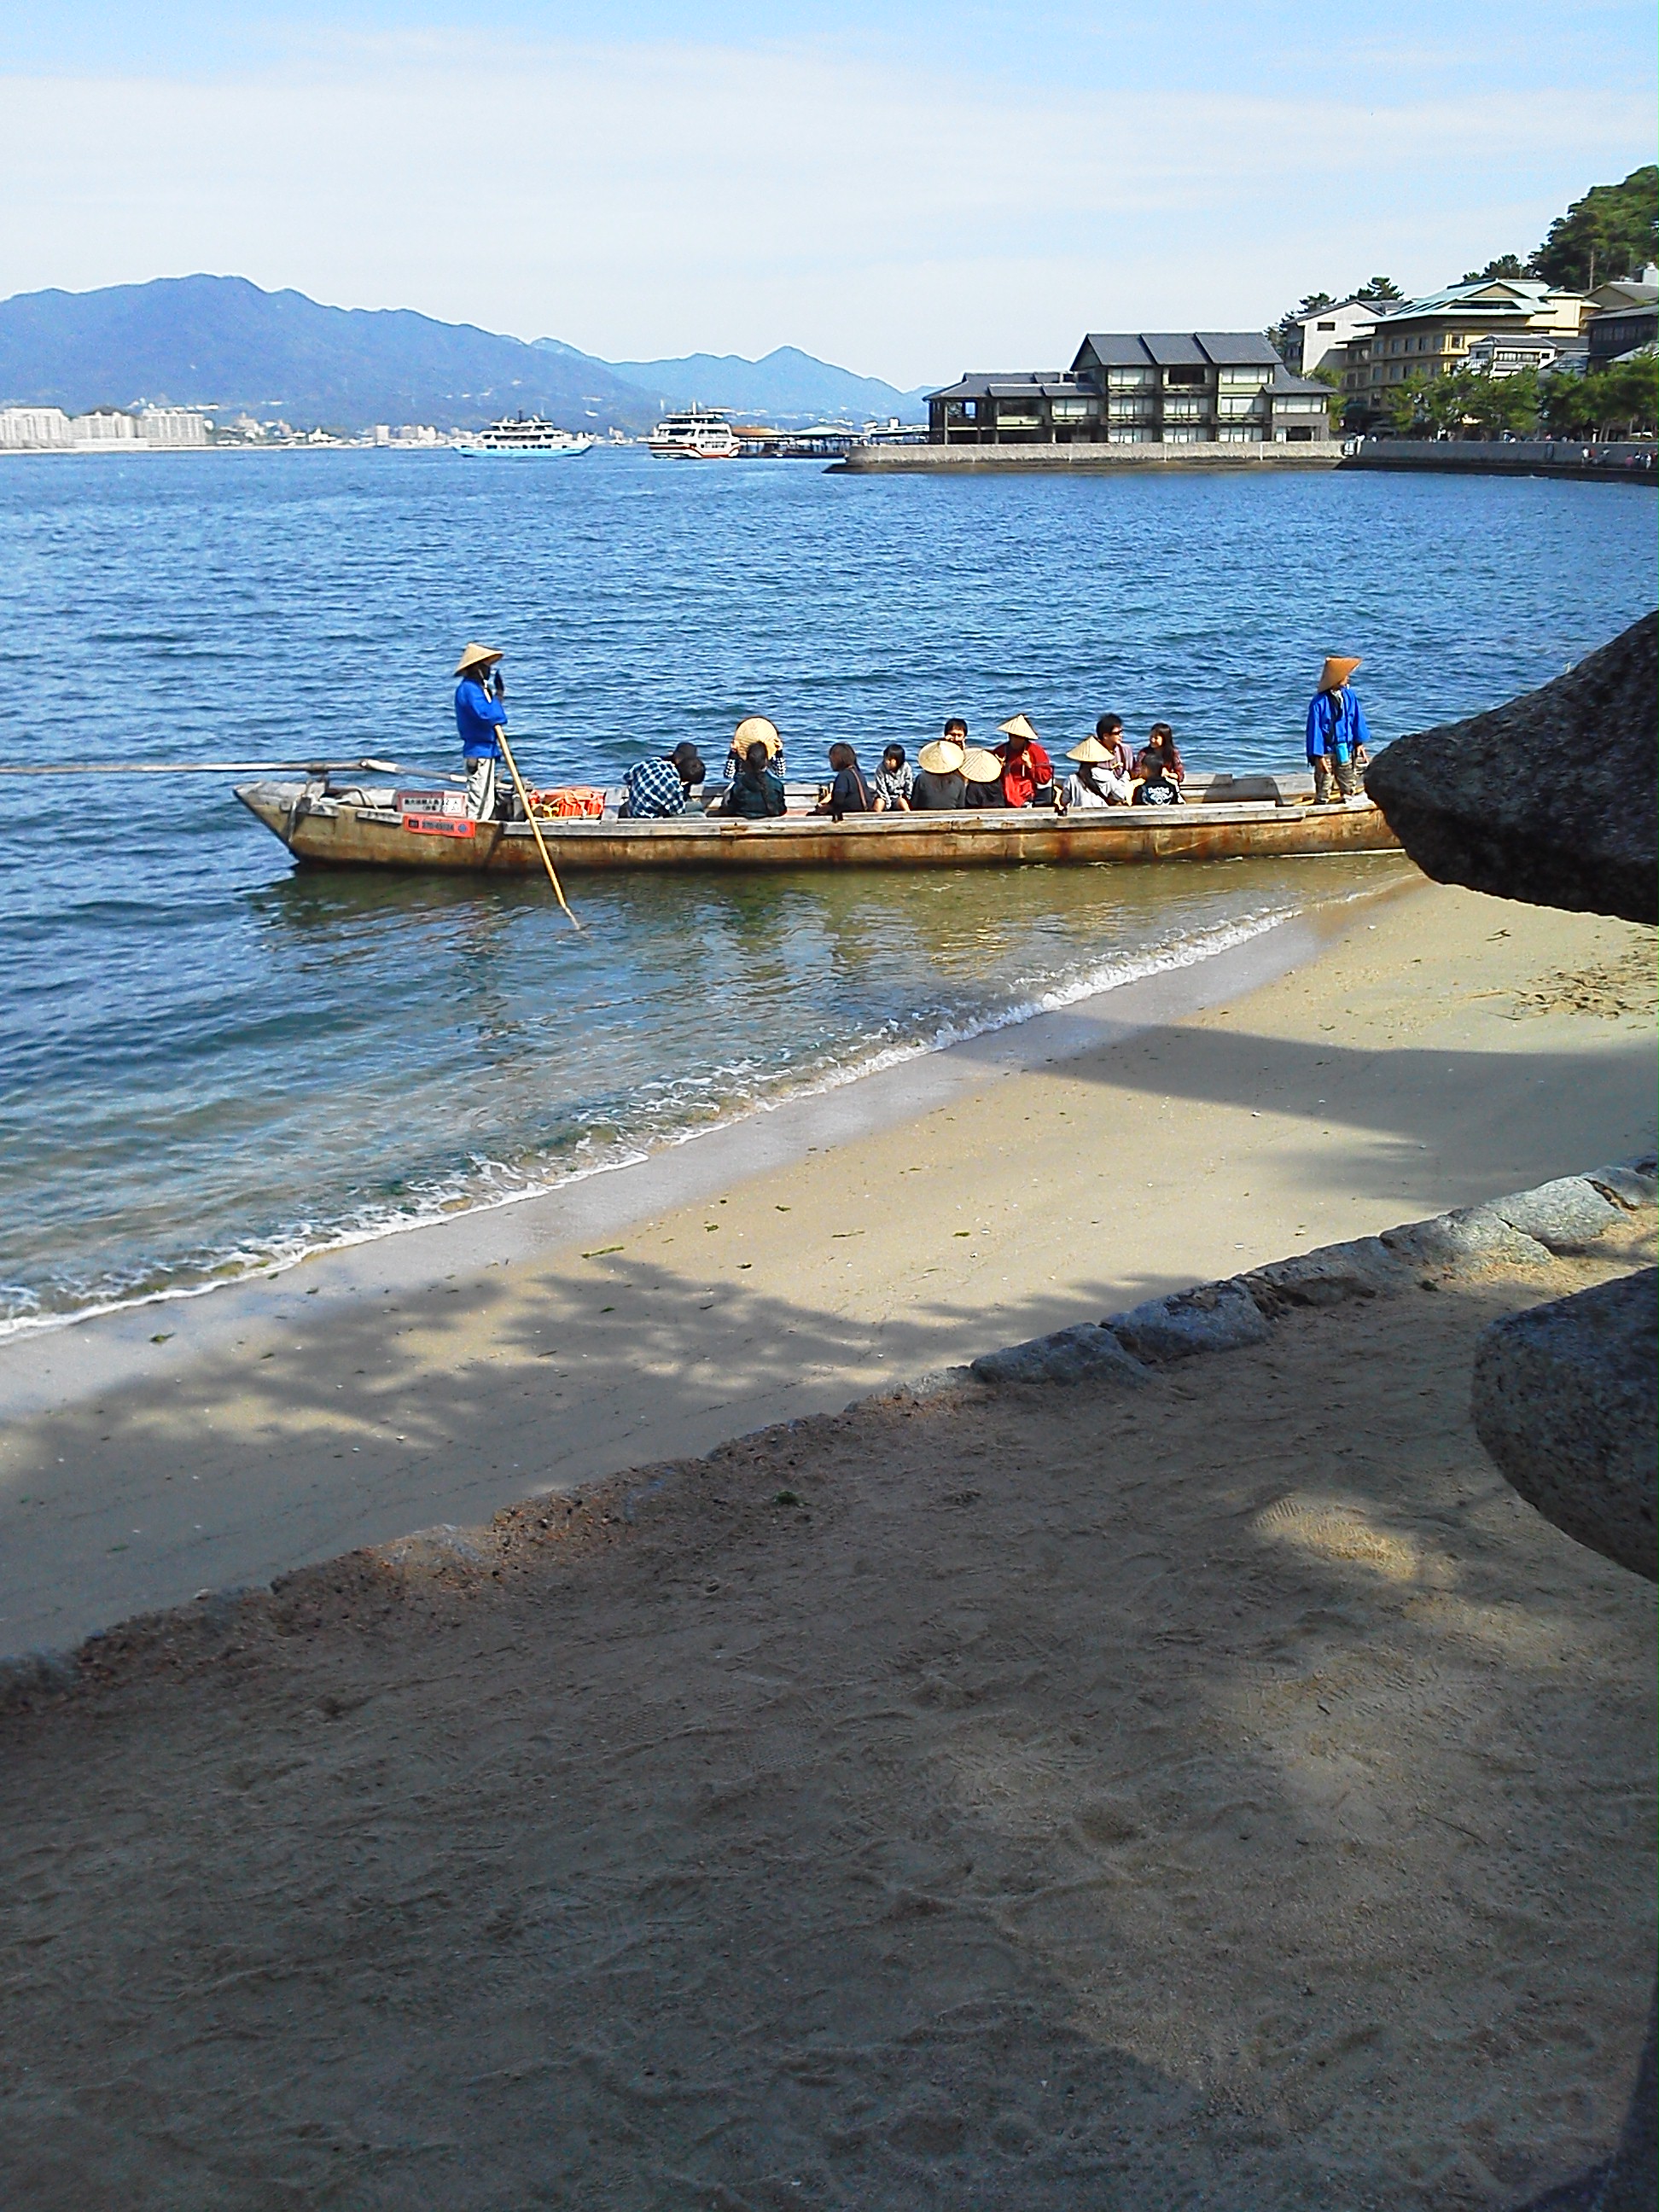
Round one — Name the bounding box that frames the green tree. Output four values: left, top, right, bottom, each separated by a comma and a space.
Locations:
1529, 166, 1658, 288
1462, 366, 1540, 438
1383, 370, 1434, 434
1424, 367, 1477, 435
1607, 352, 1658, 433
1458, 254, 1527, 282
1540, 370, 1596, 437
1356, 276, 1404, 303
1309, 363, 1348, 431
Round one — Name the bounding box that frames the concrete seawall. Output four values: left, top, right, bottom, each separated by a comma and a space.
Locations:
832, 440, 1346, 474
1343, 437, 1656, 485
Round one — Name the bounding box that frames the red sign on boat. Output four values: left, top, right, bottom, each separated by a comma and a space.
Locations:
401, 812, 475, 838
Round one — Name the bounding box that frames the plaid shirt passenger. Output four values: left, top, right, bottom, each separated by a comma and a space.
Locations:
623, 756, 690, 818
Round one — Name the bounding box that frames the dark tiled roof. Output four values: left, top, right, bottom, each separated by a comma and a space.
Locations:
1139, 333, 1208, 365
1073, 334, 1153, 367
1268, 363, 1333, 394
1194, 331, 1282, 365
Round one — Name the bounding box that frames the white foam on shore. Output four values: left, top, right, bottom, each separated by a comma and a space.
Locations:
0, 898, 1308, 1342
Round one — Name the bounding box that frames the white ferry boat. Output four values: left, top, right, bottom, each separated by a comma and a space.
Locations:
647, 406, 742, 460
454, 415, 597, 458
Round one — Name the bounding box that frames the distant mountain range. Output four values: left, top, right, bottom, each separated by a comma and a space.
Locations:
535, 337, 928, 422
0, 276, 931, 430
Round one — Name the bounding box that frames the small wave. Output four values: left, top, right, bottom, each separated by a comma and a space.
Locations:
0, 899, 1301, 1342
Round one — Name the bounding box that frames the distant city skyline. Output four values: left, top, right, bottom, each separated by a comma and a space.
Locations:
0, 1, 1651, 390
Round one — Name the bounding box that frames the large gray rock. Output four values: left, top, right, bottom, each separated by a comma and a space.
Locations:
1381, 1204, 1553, 1275
1365, 612, 1658, 924
1107, 1278, 1272, 1363
1471, 1269, 1657, 1582
1491, 1176, 1626, 1254
971, 1324, 1148, 1389
1244, 1234, 1416, 1314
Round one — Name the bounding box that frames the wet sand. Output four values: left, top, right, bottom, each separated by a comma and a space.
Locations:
0, 878, 1652, 1656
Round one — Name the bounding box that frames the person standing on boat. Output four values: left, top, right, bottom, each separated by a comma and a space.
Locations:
1306, 655, 1371, 805
454, 643, 509, 818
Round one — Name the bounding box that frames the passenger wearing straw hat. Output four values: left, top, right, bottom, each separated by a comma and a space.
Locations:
1061, 735, 1132, 811
453, 643, 509, 818
994, 714, 1055, 808
1306, 655, 1372, 805
911, 726, 969, 810
961, 746, 1008, 807
719, 715, 786, 785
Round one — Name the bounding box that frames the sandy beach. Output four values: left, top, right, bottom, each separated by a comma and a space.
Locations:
0, 876, 1651, 1657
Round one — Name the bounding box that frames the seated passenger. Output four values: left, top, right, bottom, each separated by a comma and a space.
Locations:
1132, 751, 1185, 806
1134, 722, 1186, 785
1092, 713, 1136, 782
814, 742, 873, 819
620, 742, 706, 818
1062, 736, 1132, 809
995, 715, 1055, 808
961, 747, 1007, 806
721, 714, 786, 783
719, 740, 787, 818
912, 736, 967, 809
870, 743, 913, 812
911, 725, 969, 810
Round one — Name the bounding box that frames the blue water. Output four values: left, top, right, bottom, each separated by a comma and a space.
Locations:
1, 450, 1652, 1328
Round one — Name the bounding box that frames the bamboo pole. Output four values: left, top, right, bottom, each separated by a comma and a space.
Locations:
494, 728, 581, 928
0, 758, 412, 777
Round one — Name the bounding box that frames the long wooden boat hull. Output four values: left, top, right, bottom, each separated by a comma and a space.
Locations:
235, 779, 1402, 873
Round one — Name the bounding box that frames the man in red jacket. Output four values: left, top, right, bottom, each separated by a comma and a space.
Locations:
995, 714, 1055, 807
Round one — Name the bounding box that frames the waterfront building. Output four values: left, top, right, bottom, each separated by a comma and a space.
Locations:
137, 407, 209, 446
1290, 297, 1380, 376
1464, 331, 1582, 379
1585, 279, 1658, 366
1339, 278, 1589, 423
928, 333, 1334, 447
0, 406, 73, 449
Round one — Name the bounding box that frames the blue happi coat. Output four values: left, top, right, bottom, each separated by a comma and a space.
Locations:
1305, 684, 1371, 764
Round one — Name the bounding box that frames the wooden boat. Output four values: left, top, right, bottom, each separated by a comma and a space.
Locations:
235, 771, 1401, 874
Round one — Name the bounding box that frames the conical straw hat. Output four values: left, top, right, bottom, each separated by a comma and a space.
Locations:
733, 714, 782, 756
1318, 655, 1362, 692
962, 747, 1004, 783
917, 737, 966, 774
1067, 736, 1112, 763
997, 713, 1040, 743
454, 642, 504, 676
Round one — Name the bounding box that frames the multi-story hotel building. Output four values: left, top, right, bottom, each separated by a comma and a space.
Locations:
928, 332, 1335, 447
1336, 278, 1591, 423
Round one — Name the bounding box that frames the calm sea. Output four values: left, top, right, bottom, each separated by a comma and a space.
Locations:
1, 450, 1651, 1330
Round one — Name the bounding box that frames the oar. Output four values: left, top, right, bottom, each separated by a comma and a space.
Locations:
494, 725, 581, 929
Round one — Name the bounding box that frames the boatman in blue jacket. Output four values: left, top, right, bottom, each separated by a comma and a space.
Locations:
454, 642, 509, 818
1305, 654, 1372, 805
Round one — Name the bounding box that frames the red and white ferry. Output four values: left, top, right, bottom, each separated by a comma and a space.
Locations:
647, 406, 742, 460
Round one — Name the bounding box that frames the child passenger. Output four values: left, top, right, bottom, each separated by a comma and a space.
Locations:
870, 743, 913, 811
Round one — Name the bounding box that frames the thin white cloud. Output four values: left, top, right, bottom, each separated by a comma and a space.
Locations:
0, 42, 1647, 386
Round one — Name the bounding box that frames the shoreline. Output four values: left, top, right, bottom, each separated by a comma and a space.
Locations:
2, 874, 1651, 1657
0, 884, 1355, 1377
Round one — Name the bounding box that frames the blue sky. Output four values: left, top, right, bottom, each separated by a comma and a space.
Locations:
1, 3, 1651, 386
